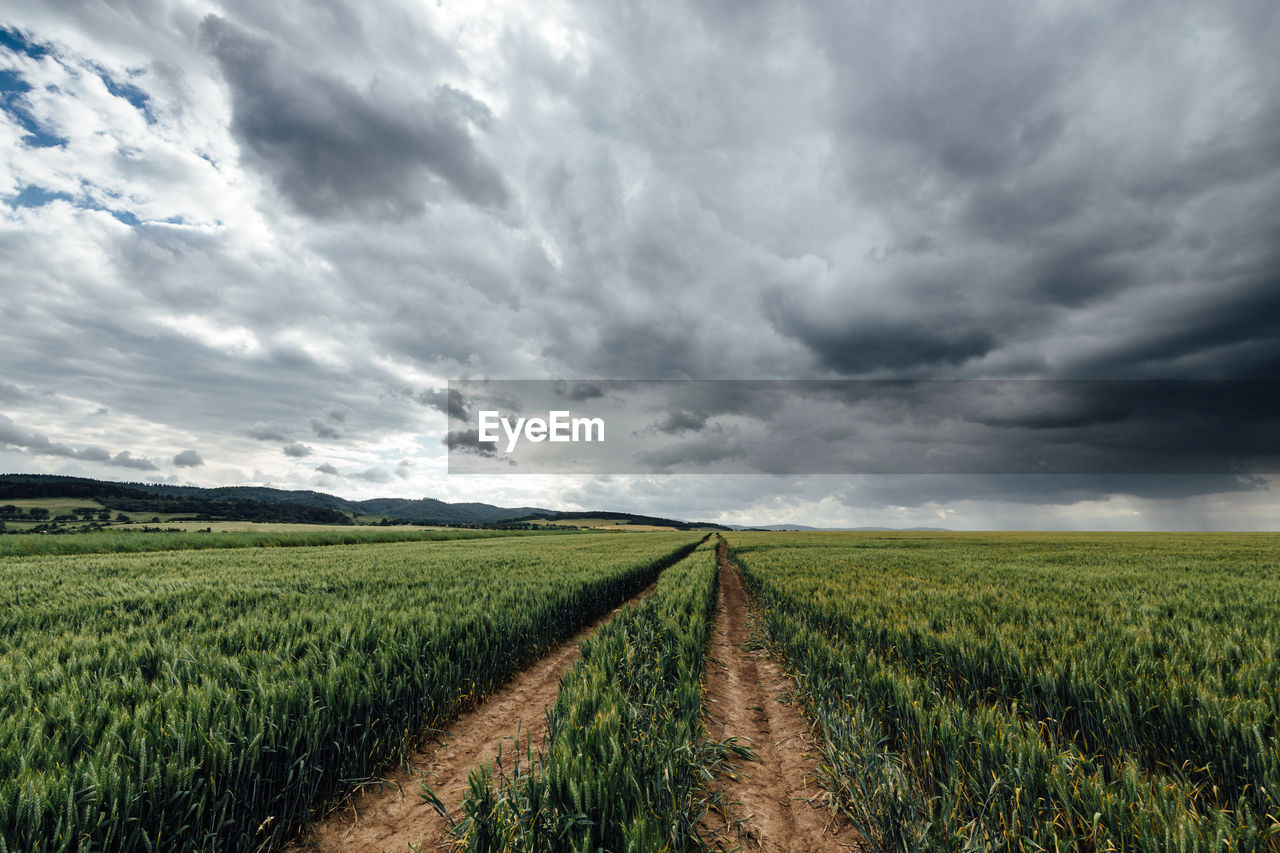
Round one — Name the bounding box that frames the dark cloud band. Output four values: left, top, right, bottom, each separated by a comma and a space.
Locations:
199, 15, 509, 220
447, 380, 1280, 475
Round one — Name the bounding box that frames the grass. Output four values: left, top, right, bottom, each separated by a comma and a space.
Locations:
0, 497, 107, 514
0, 525, 563, 559
122, 520, 441, 532
457, 537, 747, 852
728, 531, 1280, 852
0, 533, 702, 851
8, 527, 1276, 852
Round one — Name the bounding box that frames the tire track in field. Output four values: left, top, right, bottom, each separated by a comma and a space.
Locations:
287, 582, 659, 853
703, 542, 860, 852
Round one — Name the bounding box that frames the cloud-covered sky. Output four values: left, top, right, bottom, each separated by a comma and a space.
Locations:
2, 1, 1279, 529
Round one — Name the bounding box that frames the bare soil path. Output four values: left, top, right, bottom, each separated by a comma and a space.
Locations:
288, 585, 656, 853
703, 542, 860, 852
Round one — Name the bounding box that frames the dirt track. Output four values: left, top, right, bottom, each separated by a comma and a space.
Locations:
288, 588, 654, 853
703, 543, 859, 852
291, 548, 860, 853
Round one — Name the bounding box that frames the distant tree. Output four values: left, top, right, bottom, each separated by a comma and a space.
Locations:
0, 505, 17, 517
98, 511, 111, 521
27, 507, 50, 520
115, 513, 131, 523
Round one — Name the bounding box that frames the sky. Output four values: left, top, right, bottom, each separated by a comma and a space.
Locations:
2, 1, 1279, 529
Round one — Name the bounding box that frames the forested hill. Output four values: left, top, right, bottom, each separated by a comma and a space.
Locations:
0, 474, 545, 525
0, 475, 352, 524
0, 474, 723, 528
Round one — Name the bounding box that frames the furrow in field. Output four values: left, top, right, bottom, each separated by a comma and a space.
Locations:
702, 542, 859, 853
288, 581, 660, 853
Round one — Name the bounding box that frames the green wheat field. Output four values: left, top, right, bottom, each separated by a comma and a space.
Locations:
2, 531, 1277, 851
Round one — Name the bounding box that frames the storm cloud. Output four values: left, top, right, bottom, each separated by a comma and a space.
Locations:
417, 387, 470, 422
309, 418, 341, 440
107, 451, 157, 471
198, 14, 509, 219
2, 1, 1279, 526
446, 380, 1280, 477
172, 449, 203, 468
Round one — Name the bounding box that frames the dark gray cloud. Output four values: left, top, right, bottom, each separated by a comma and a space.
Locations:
282, 442, 312, 458
770, 305, 996, 374
0, 382, 35, 402
198, 14, 509, 220
774, 0, 1280, 381
444, 428, 498, 458
418, 387, 470, 421
554, 381, 607, 402
309, 418, 341, 440
2, 0, 1279, 526
446, 380, 1280, 478
315, 462, 340, 476
634, 433, 745, 470
0, 415, 49, 451
108, 450, 156, 470
1072, 267, 1280, 379
248, 422, 291, 441
172, 449, 203, 467
652, 410, 710, 435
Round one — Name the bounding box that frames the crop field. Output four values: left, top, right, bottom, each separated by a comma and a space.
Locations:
0, 532, 699, 851
0, 499, 108, 515
0, 524, 547, 559
727, 532, 1280, 852
457, 538, 733, 851
4, 529, 1279, 853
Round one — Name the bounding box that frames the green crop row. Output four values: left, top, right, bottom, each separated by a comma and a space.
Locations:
0, 525, 549, 559
0, 533, 700, 852
728, 532, 1280, 853
457, 537, 743, 852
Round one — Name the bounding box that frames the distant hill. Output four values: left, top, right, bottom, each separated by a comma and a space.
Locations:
356, 497, 552, 525
509, 510, 731, 531
0, 474, 719, 529
113, 483, 548, 523
0, 474, 352, 524
130, 483, 358, 512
